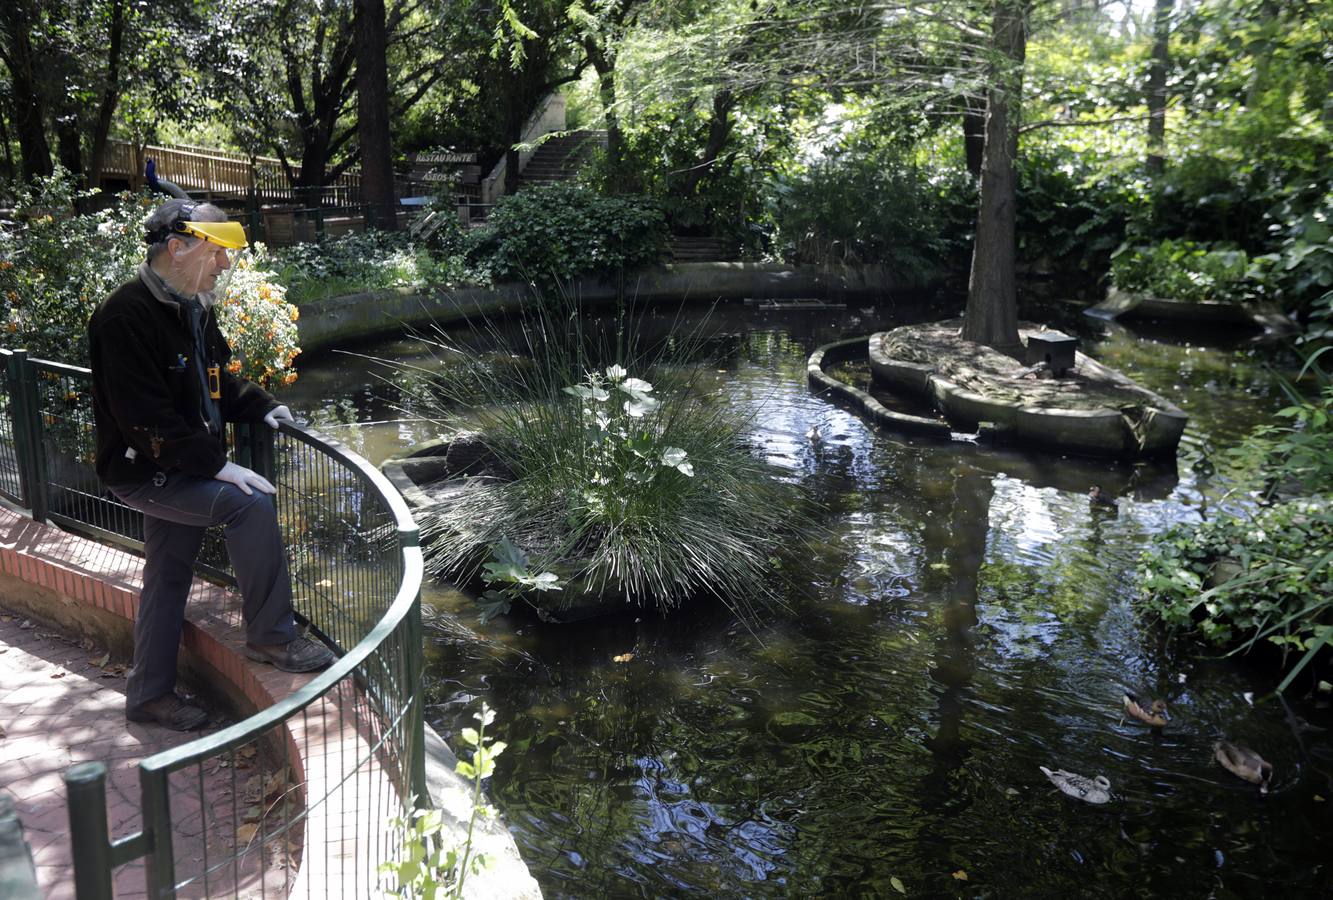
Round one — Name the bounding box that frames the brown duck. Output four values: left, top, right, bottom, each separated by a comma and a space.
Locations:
1122, 692, 1169, 728
1214, 740, 1272, 795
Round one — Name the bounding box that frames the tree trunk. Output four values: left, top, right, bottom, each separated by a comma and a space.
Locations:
56, 116, 83, 179
355, 0, 397, 229
962, 96, 986, 180
87, 0, 126, 188
960, 0, 1028, 353
0, 0, 54, 178
680, 89, 736, 197
1146, 0, 1172, 176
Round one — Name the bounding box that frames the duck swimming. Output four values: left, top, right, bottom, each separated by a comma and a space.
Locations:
1089, 485, 1118, 508
1039, 766, 1112, 804
1214, 741, 1272, 795
1122, 693, 1169, 727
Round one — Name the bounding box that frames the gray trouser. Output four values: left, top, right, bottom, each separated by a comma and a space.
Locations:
111, 473, 298, 709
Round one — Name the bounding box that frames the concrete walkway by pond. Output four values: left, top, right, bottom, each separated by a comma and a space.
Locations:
0, 612, 273, 898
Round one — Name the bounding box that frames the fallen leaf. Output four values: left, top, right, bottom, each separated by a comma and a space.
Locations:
91, 653, 110, 668
612, 653, 634, 663
237, 745, 258, 760
236, 823, 259, 844
951, 870, 968, 881
242, 804, 262, 823
1004, 787, 1020, 796
891, 875, 906, 894
1317, 680, 1331, 694
1315, 795, 1326, 803
19, 619, 33, 630
51, 670, 67, 679
0, 615, 14, 622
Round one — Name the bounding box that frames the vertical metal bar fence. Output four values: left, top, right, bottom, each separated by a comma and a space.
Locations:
0, 351, 426, 897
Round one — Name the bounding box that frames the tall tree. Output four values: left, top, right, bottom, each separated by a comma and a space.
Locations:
1146, 0, 1172, 176
0, 0, 54, 178
356, 0, 397, 228
960, 0, 1029, 352
570, 0, 646, 191
220, 0, 446, 201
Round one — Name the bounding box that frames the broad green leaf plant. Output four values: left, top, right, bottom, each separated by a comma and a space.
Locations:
380, 703, 507, 900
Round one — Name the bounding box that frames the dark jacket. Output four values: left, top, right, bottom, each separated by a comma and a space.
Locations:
89, 272, 277, 486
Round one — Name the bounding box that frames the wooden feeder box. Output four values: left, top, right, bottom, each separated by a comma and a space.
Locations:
1026, 331, 1078, 376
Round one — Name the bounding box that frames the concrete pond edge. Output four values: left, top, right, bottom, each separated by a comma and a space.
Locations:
1086, 288, 1299, 337
294, 262, 917, 354
808, 331, 1189, 459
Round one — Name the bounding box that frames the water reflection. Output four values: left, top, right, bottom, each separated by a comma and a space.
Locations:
288, 299, 1333, 897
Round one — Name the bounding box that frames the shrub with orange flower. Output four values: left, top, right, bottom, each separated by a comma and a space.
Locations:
213, 244, 301, 391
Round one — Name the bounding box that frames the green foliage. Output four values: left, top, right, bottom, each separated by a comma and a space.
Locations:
1109, 239, 1269, 305
465, 182, 667, 287
380, 702, 506, 900
397, 296, 801, 620
269, 229, 471, 303
1264, 190, 1333, 338
1014, 146, 1141, 282
0, 170, 146, 361
763, 152, 972, 279
1139, 356, 1333, 691
477, 536, 563, 624
1138, 497, 1333, 682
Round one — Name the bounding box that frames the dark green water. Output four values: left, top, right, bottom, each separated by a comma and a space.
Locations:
283, 299, 1333, 898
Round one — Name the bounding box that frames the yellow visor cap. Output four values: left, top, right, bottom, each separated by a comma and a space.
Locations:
180, 220, 249, 250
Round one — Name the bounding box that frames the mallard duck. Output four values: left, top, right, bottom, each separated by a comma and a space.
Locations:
1089, 485, 1118, 508
1039, 766, 1112, 804
1122, 692, 1169, 727
1214, 741, 1272, 795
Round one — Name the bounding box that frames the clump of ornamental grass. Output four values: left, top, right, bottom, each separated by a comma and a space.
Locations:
382, 295, 799, 621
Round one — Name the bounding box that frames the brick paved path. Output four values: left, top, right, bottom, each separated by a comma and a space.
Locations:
0, 612, 287, 899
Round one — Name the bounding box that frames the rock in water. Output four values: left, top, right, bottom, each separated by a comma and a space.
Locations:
1040, 766, 1112, 804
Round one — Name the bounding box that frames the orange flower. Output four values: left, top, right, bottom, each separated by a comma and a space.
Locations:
282, 372, 298, 385
288, 307, 299, 322
227, 360, 242, 374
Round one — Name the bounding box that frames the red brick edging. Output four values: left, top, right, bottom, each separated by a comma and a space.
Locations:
0, 506, 393, 897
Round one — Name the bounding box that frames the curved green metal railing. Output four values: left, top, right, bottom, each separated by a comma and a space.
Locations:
0, 349, 426, 898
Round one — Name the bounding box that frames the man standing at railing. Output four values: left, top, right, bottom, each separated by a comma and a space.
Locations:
87, 199, 335, 732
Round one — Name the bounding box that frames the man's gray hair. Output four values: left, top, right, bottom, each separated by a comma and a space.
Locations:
143, 200, 228, 262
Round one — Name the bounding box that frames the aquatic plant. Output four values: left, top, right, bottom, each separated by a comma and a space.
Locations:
392, 296, 799, 620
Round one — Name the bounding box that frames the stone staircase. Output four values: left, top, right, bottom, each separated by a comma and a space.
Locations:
516, 130, 607, 187
667, 235, 741, 262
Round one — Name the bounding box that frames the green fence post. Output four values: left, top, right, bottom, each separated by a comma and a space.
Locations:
62, 762, 114, 900
140, 767, 176, 899
0, 792, 40, 900
404, 582, 428, 809
15, 352, 48, 520
4, 350, 34, 510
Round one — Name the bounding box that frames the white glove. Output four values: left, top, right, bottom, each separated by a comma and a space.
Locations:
215, 461, 276, 495
263, 404, 296, 430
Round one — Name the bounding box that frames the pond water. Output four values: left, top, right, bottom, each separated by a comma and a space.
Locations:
280, 296, 1333, 898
